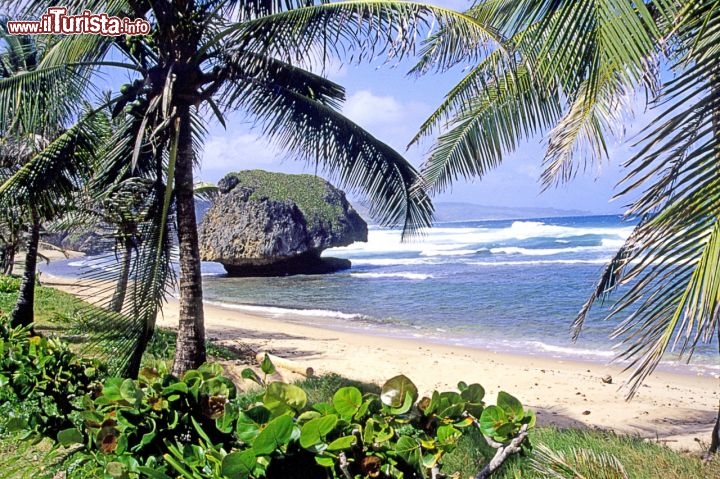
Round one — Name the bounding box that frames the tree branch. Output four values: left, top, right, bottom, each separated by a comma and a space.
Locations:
339, 452, 353, 479
475, 424, 529, 479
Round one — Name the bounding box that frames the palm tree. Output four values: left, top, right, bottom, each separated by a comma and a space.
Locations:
411, 1, 720, 451
4, 0, 497, 376
0, 23, 95, 329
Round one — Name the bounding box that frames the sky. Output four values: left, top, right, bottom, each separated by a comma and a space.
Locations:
192, 0, 647, 216
89, 0, 648, 217
197, 62, 640, 216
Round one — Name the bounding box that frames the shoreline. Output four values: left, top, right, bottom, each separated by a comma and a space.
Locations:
40, 269, 720, 453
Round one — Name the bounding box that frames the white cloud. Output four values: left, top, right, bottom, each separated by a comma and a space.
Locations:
342, 90, 405, 129
196, 130, 287, 183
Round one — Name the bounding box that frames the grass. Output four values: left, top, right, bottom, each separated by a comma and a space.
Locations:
0, 282, 88, 331
223, 170, 348, 227
443, 426, 720, 479
1, 284, 719, 478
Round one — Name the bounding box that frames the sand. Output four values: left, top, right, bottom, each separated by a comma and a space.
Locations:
40, 268, 719, 453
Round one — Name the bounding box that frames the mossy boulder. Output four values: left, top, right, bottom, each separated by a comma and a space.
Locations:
198, 170, 367, 276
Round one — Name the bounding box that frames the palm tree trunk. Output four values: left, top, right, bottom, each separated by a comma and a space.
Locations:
11, 209, 40, 330
170, 104, 207, 376
709, 328, 720, 454
711, 74, 720, 455
109, 239, 133, 313
0, 242, 15, 275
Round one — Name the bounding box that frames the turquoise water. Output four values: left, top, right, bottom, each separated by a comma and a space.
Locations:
50, 215, 719, 376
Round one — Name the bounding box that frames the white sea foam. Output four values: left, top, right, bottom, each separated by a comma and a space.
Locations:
350, 258, 434, 266
350, 272, 434, 280
489, 245, 611, 256
205, 300, 363, 321
524, 341, 615, 358
419, 249, 478, 257
327, 219, 635, 259
468, 258, 610, 267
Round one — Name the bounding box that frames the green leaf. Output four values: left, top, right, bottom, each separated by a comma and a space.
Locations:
120, 378, 141, 405
496, 391, 523, 422
436, 391, 464, 419
136, 466, 172, 479
460, 383, 485, 403
198, 362, 223, 379
106, 462, 125, 478
522, 409, 537, 429
241, 368, 263, 386
436, 425, 461, 445
387, 390, 414, 415
57, 428, 84, 446
479, 405, 507, 438
297, 411, 322, 426
327, 435, 356, 451
300, 414, 338, 449
381, 375, 418, 409
0, 373, 8, 388
217, 402, 240, 434
315, 456, 335, 468
253, 415, 294, 455
221, 449, 257, 479
263, 382, 307, 416
161, 382, 188, 396
101, 378, 124, 402
261, 353, 276, 375
236, 414, 263, 444
313, 402, 335, 415
422, 452, 442, 469
395, 436, 421, 468
332, 387, 362, 419
355, 398, 373, 420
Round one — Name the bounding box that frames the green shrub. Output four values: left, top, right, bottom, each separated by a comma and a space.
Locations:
0, 316, 106, 436
0, 275, 20, 294
63, 356, 534, 478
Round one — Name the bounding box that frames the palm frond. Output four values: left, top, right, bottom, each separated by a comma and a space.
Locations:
540, 72, 625, 188
529, 444, 628, 479
219, 66, 433, 236
575, 2, 720, 395
216, 1, 500, 71
0, 118, 102, 218
419, 64, 561, 194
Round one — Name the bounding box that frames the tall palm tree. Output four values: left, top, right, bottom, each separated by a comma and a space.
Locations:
411, 0, 720, 451
4, 0, 496, 375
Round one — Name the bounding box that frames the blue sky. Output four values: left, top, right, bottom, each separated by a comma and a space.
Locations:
90, 0, 645, 216
197, 60, 639, 215
194, 0, 646, 215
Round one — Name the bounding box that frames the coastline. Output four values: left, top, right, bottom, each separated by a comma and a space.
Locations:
40, 269, 719, 453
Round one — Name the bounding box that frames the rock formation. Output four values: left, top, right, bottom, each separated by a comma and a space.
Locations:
198, 170, 367, 276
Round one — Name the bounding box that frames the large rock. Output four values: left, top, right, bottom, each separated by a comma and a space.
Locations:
199, 170, 367, 276
44, 229, 113, 255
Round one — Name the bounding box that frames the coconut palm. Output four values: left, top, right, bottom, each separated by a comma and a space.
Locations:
3, 0, 498, 375
0, 22, 97, 330
412, 1, 720, 450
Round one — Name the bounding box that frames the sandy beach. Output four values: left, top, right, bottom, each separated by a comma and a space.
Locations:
40, 269, 720, 454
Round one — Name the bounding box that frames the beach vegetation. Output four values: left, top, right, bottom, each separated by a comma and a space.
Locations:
411, 0, 720, 451
0, 305, 718, 478
0, 340, 532, 479
0, 316, 106, 438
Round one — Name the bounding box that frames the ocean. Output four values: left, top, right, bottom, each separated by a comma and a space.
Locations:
48, 214, 719, 376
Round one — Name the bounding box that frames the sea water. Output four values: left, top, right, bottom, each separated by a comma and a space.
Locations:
48, 215, 719, 376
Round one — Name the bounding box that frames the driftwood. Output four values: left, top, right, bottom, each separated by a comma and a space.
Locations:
255, 352, 314, 377
475, 424, 529, 479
